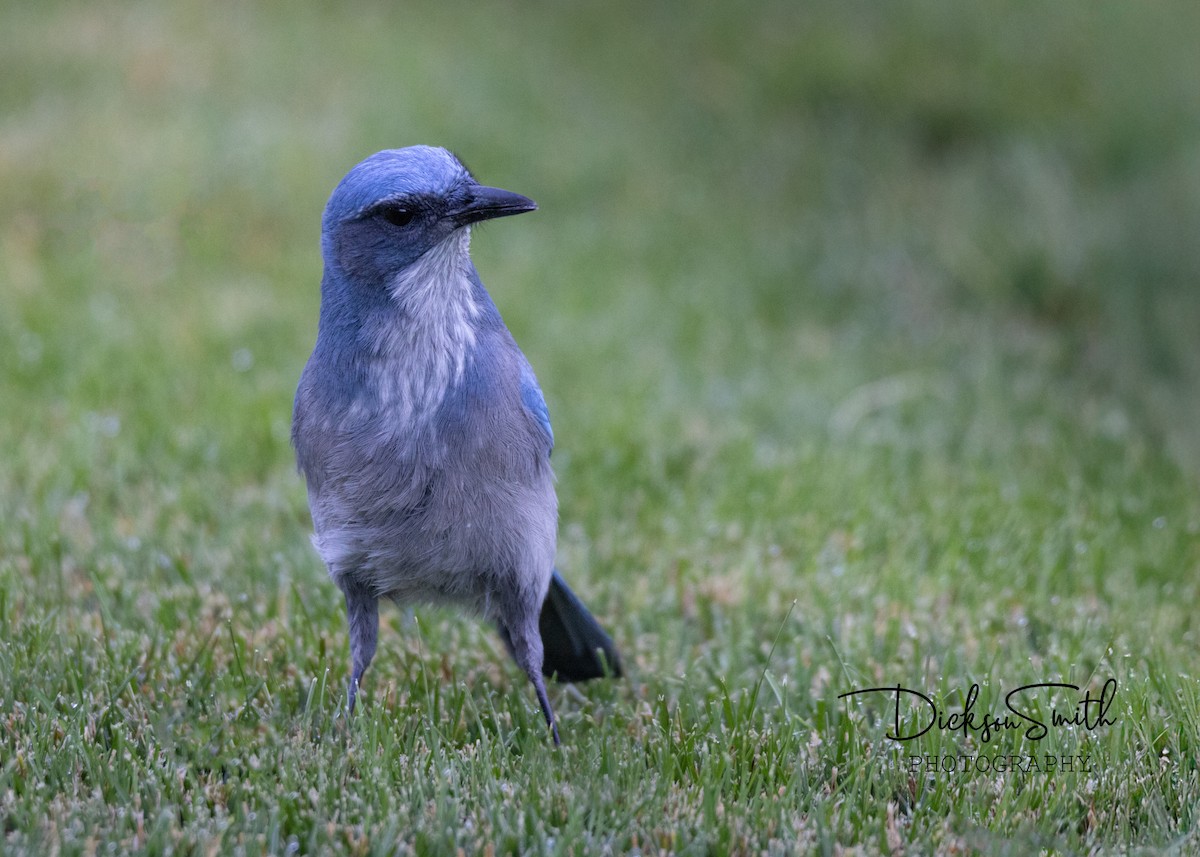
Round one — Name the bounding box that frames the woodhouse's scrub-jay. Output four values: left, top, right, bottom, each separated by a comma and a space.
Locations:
292, 147, 620, 744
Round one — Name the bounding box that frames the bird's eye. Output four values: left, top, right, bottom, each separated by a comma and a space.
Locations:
378, 205, 416, 228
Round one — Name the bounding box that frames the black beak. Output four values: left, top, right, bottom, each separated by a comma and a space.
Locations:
449, 185, 538, 227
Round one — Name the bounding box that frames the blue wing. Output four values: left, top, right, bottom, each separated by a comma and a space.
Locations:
519, 360, 554, 454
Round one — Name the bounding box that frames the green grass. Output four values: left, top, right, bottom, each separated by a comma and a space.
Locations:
3, 0, 1200, 853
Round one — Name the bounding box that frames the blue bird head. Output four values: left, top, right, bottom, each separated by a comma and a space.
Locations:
320, 146, 537, 288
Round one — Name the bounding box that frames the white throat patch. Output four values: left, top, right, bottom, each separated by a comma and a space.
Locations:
363, 229, 481, 423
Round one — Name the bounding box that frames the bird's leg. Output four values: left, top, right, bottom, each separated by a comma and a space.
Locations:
500, 614, 560, 745
341, 577, 379, 715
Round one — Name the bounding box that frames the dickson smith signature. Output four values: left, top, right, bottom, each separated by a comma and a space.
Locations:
838, 679, 1117, 743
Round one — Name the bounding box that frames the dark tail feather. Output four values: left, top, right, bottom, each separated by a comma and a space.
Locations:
540, 570, 622, 681
500, 570, 622, 682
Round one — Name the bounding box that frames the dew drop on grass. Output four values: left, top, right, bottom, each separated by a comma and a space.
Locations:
17, 331, 43, 366
86, 412, 121, 437
232, 348, 254, 372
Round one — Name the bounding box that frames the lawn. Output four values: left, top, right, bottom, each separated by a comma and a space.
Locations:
2, 1, 1199, 853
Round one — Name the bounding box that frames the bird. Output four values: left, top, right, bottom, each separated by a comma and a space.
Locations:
292, 146, 620, 745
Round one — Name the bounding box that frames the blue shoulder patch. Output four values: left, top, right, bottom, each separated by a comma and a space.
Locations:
519, 360, 554, 453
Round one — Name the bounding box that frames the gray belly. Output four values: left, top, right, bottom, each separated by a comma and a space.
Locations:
310, 453, 557, 613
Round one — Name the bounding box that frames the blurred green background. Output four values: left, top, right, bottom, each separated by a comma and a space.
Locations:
4, 1, 1199, 482
2, 0, 1199, 853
